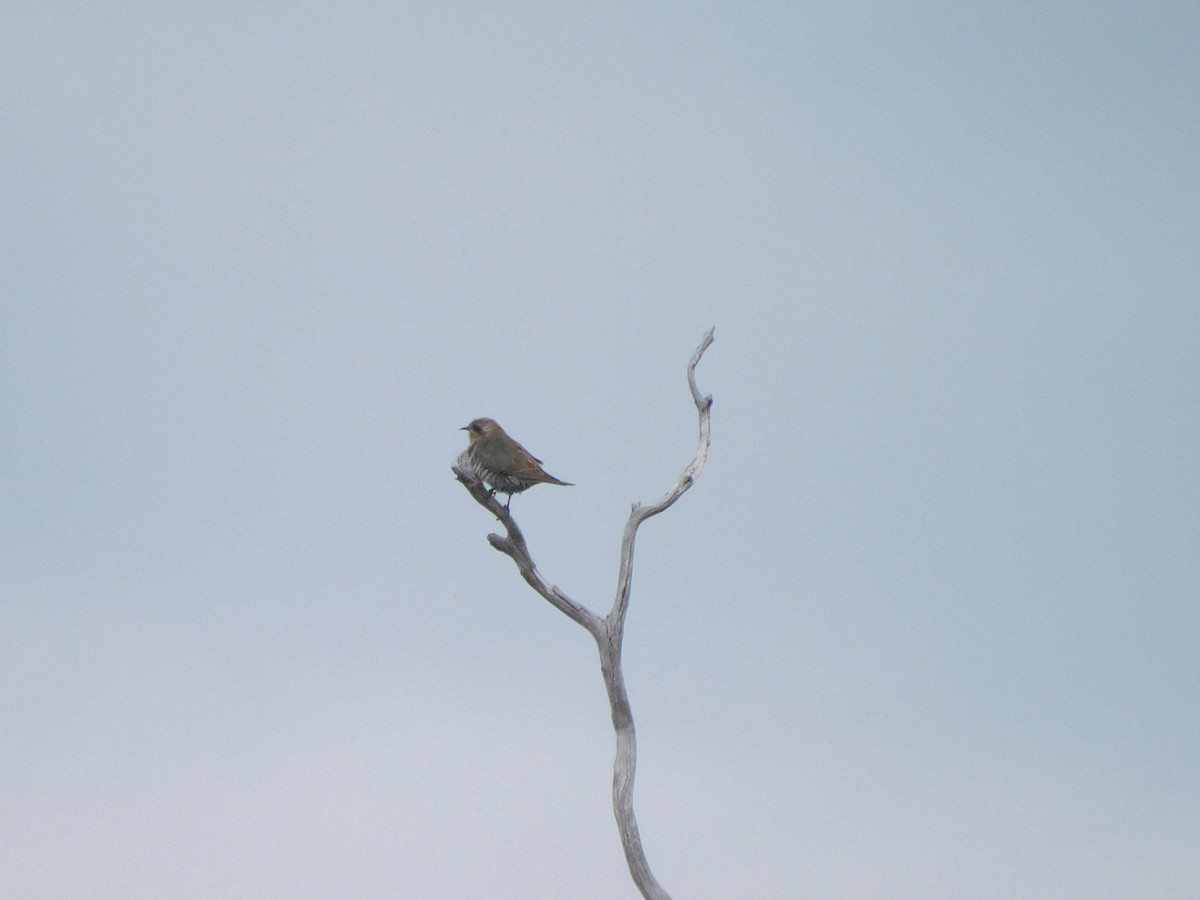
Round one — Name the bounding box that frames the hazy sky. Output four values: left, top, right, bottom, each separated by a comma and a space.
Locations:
3, 4, 1198, 898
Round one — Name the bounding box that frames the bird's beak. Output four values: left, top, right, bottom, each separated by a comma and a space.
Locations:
459, 426, 469, 431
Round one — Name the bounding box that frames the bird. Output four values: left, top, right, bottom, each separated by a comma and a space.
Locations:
460, 417, 573, 507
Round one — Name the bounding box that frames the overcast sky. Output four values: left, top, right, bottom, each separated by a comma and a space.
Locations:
3, 3, 1198, 898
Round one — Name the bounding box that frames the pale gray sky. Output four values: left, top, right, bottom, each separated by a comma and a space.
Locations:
3, 3, 1198, 898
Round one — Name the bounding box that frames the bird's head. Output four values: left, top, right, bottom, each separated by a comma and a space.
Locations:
461, 417, 501, 444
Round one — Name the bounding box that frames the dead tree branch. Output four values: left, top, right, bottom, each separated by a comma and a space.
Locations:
452, 328, 714, 900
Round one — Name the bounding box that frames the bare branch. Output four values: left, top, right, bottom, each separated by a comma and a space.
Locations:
453, 461, 603, 638
612, 326, 714, 629
600, 327, 713, 900
453, 328, 714, 900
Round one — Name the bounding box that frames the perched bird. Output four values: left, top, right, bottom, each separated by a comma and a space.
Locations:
460, 417, 573, 506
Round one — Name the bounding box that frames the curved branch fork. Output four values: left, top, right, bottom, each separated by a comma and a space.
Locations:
453, 328, 714, 900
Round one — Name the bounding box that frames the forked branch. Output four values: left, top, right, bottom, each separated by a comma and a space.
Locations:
453, 328, 714, 900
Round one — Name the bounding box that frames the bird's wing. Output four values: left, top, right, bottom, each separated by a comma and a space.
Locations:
511, 445, 549, 476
